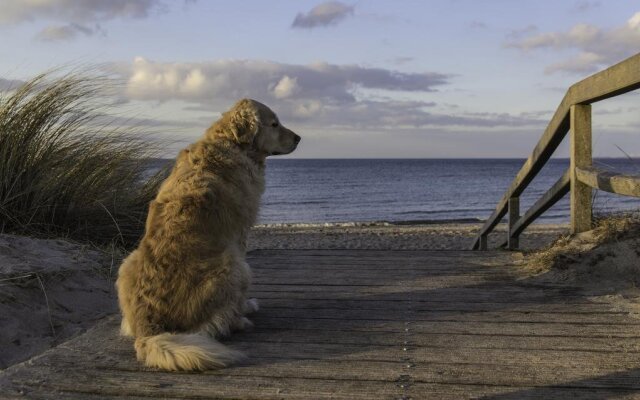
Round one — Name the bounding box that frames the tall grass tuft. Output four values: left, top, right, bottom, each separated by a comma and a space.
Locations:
0, 72, 166, 246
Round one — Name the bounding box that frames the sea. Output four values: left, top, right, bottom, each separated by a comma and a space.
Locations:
147, 158, 640, 225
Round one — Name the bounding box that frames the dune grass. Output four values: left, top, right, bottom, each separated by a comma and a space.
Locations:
0, 72, 166, 246
526, 211, 640, 275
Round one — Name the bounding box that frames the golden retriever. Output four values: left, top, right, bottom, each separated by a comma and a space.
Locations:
116, 99, 300, 371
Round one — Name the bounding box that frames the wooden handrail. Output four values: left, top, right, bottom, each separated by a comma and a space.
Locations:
576, 167, 640, 197
472, 53, 640, 250
497, 169, 570, 249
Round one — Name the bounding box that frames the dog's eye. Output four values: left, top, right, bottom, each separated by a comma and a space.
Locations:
271, 122, 279, 128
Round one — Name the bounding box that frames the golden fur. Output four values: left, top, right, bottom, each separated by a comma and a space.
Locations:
116, 99, 300, 371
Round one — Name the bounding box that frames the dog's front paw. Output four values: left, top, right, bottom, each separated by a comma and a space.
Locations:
204, 318, 231, 338
235, 317, 254, 332
244, 298, 259, 314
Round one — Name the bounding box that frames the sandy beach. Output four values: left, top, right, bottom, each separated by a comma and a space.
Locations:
248, 222, 568, 251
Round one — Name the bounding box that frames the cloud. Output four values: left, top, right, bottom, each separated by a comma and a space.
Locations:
543, 52, 603, 75
106, 57, 544, 131
506, 11, 640, 74
119, 57, 451, 104
35, 23, 100, 41
573, 0, 600, 12
0, 0, 193, 42
0, 0, 168, 25
468, 20, 488, 30
506, 25, 538, 40
272, 76, 300, 99
389, 57, 414, 65
292, 1, 354, 29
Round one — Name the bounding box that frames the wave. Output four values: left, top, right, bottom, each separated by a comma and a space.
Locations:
394, 208, 494, 216
261, 200, 328, 206
254, 218, 483, 228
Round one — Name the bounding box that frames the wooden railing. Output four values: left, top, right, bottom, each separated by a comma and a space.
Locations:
471, 53, 640, 250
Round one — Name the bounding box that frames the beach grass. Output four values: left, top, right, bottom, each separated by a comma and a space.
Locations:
0, 72, 166, 246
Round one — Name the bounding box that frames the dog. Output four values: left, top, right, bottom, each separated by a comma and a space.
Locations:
116, 99, 300, 371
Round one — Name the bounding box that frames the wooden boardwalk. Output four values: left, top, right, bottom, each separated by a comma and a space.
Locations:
2, 249, 640, 399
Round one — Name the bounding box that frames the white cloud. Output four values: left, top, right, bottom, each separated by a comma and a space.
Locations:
544, 52, 603, 75
629, 12, 640, 30
292, 1, 354, 29
119, 57, 451, 104
507, 25, 538, 40
292, 100, 323, 118
0, 0, 167, 25
272, 75, 300, 99
35, 23, 98, 41
0, 0, 193, 41
108, 57, 544, 131
506, 11, 640, 74
573, 1, 600, 13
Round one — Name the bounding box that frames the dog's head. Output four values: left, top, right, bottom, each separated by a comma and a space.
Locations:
219, 99, 300, 157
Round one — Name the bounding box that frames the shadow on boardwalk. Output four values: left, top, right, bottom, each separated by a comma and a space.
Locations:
1, 249, 640, 399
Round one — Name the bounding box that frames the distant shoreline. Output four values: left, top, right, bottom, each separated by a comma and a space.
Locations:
248, 221, 569, 252
252, 218, 574, 229
253, 218, 483, 228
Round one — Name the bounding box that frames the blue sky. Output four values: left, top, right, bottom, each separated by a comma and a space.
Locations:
0, 0, 639, 158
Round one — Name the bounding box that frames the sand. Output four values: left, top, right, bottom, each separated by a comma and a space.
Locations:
0, 221, 592, 370
0, 234, 118, 369
248, 222, 568, 251
524, 218, 640, 319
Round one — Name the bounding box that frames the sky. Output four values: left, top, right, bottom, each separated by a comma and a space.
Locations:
0, 0, 639, 158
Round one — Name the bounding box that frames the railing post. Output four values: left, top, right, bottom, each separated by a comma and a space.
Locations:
570, 104, 592, 234
508, 197, 520, 249
479, 234, 487, 251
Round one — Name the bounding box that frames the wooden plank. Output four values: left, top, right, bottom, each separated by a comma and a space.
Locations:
408, 363, 640, 390
5, 368, 403, 400
576, 166, 640, 198
251, 274, 513, 287
234, 330, 640, 353
473, 53, 640, 249
568, 52, 640, 105
46, 345, 640, 389
252, 317, 640, 337
407, 382, 640, 400
570, 104, 593, 234
256, 298, 619, 312
498, 169, 570, 248
249, 286, 593, 303
250, 308, 640, 325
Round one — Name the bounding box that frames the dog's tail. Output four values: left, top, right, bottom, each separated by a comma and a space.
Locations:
134, 333, 244, 371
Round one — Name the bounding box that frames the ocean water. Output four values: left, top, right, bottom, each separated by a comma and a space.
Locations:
260, 158, 640, 225
147, 158, 640, 225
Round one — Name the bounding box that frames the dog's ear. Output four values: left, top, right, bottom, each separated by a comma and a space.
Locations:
223, 99, 260, 144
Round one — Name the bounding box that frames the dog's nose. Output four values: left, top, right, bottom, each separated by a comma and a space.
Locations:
294, 134, 301, 144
